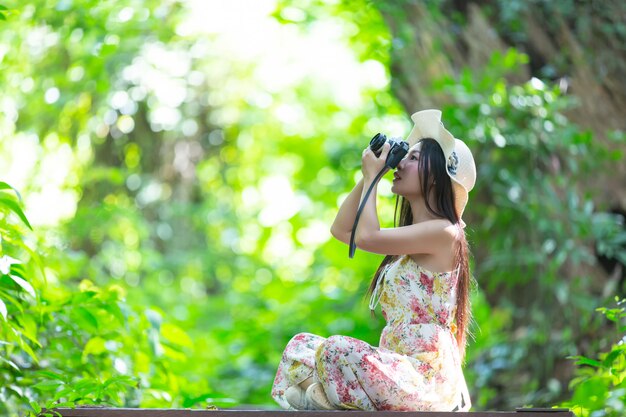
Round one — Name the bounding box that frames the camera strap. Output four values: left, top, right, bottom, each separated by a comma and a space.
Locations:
349, 166, 388, 258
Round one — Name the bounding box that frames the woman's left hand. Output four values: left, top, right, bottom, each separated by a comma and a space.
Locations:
361, 142, 391, 183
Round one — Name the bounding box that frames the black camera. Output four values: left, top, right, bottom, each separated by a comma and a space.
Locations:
369, 133, 409, 169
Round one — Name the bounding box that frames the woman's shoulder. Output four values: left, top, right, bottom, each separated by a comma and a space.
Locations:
415, 218, 459, 241
403, 220, 461, 271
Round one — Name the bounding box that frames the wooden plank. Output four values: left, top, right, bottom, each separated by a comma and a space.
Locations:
54, 407, 575, 417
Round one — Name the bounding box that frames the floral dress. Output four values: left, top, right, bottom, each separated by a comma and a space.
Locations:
270, 254, 471, 411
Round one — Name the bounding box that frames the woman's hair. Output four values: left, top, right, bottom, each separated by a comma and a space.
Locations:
365, 138, 472, 360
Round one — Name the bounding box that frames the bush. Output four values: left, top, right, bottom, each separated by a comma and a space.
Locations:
560, 298, 626, 417
0, 181, 203, 416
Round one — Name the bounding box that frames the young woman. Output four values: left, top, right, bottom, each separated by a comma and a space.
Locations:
270, 109, 476, 411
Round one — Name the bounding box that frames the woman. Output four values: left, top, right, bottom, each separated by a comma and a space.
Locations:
270, 109, 476, 411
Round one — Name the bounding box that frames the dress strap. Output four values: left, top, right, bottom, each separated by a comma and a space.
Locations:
369, 263, 392, 310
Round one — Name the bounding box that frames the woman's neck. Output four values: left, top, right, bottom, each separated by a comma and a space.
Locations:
407, 192, 440, 224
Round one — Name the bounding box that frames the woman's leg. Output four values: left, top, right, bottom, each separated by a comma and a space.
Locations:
315, 334, 434, 411
271, 333, 326, 409
314, 335, 378, 410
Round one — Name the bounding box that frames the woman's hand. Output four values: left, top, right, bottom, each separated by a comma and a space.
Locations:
361, 142, 391, 183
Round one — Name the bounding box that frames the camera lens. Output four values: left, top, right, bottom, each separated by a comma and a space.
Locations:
369, 133, 386, 156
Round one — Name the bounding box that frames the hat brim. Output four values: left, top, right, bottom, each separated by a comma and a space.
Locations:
405, 109, 474, 228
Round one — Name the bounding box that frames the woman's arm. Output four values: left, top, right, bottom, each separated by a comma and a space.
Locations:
330, 177, 364, 245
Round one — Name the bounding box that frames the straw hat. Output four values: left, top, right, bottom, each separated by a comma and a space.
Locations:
405, 109, 476, 222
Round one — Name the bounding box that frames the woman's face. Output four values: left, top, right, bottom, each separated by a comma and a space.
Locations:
391, 143, 423, 198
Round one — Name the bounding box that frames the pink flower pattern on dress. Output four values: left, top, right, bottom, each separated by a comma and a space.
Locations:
271, 255, 471, 411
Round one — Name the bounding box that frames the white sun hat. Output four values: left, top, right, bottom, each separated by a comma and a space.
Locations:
405, 109, 476, 222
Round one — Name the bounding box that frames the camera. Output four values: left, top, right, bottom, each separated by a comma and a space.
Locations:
369, 133, 409, 169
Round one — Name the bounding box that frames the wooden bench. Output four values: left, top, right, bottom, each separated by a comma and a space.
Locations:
54, 407, 575, 417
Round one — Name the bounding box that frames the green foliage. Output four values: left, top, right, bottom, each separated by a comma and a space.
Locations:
0, 182, 32, 230
560, 298, 626, 417
0, 179, 208, 415
1, 0, 625, 414
0, 5, 9, 22
1, 182, 40, 377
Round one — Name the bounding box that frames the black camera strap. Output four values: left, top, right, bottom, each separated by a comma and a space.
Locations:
348, 135, 408, 258
348, 166, 388, 258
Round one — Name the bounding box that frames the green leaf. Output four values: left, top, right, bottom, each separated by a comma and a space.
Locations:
102, 303, 125, 325
18, 336, 39, 362
82, 336, 107, 360
52, 387, 78, 403
161, 323, 193, 347
72, 290, 98, 304
0, 355, 20, 371
0, 182, 22, 200
0, 194, 32, 230
74, 306, 99, 332
0, 289, 23, 313
8, 262, 27, 278
573, 356, 603, 368
9, 274, 36, 297
49, 401, 76, 409
103, 375, 136, 389
33, 370, 66, 382
16, 314, 42, 347
0, 297, 6, 320
602, 348, 624, 367
29, 401, 42, 414
32, 380, 64, 391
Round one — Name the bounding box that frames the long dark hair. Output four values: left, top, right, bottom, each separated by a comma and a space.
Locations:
365, 138, 472, 360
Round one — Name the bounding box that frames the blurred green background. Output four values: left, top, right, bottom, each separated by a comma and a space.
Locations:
0, 0, 625, 416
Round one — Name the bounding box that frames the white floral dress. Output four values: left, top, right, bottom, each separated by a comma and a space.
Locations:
270, 255, 471, 411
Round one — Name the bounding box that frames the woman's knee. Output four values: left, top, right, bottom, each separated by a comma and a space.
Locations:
287, 332, 310, 344
316, 335, 351, 362
285, 332, 324, 351
326, 334, 352, 346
